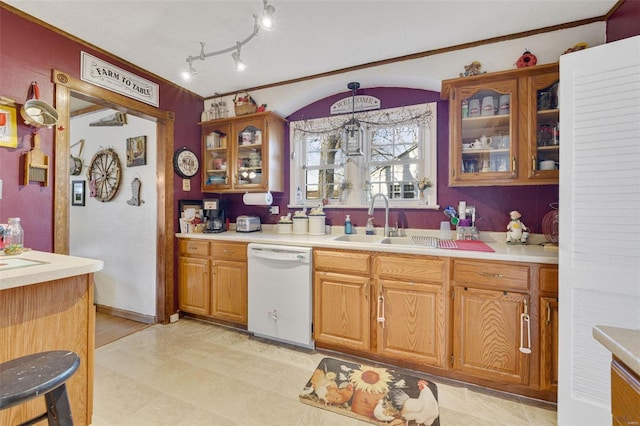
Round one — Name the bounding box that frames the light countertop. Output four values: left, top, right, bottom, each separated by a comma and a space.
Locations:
0, 250, 104, 291
176, 227, 559, 264
593, 325, 640, 376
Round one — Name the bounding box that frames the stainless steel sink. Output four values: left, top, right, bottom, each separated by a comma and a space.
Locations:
331, 234, 385, 243
379, 237, 414, 245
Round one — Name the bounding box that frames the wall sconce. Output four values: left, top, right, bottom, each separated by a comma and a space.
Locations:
183, 0, 275, 78
343, 82, 363, 156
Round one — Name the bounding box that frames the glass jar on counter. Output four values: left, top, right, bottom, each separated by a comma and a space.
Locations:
4, 217, 24, 255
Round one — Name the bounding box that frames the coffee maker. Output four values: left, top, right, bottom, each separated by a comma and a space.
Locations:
203, 199, 226, 233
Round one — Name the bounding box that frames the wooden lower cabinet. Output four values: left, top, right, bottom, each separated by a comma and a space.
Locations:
539, 296, 558, 392
374, 254, 447, 368
178, 256, 210, 316
376, 279, 446, 367
453, 286, 529, 384
177, 239, 247, 326
611, 357, 640, 425
211, 259, 247, 324
539, 265, 558, 393
178, 239, 211, 316
313, 249, 371, 350
313, 271, 371, 351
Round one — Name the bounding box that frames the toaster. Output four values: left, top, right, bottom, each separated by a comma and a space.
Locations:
236, 215, 261, 233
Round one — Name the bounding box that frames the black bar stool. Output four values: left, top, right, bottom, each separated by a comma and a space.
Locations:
0, 351, 80, 426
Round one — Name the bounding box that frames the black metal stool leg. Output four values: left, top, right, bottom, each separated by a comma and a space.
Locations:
45, 384, 74, 426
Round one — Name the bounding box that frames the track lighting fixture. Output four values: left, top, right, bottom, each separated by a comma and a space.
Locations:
183, 0, 275, 78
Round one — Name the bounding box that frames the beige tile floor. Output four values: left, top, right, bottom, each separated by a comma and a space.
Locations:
92, 318, 557, 426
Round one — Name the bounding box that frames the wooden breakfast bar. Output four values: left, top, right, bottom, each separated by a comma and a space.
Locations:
0, 251, 103, 426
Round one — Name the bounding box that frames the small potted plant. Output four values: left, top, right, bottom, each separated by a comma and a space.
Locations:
417, 176, 432, 199
339, 180, 353, 203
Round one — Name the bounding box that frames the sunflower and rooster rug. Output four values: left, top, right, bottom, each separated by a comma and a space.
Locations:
299, 357, 440, 426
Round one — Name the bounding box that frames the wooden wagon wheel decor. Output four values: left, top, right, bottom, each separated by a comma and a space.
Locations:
86, 147, 122, 202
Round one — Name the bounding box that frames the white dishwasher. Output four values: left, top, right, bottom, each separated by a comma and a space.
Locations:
247, 243, 314, 349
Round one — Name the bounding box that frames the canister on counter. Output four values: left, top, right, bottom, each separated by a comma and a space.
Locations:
292, 215, 309, 235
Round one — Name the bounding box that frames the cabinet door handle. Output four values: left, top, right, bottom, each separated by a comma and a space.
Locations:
223, 249, 235, 253
478, 272, 504, 279
377, 295, 385, 329
546, 301, 551, 324
532, 156, 537, 171
519, 299, 531, 354
512, 157, 517, 172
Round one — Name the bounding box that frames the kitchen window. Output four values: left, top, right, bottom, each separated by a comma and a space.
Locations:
289, 103, 437, 208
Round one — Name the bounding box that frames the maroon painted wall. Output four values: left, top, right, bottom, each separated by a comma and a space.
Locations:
0, 7, 203, 251
296, 88, 558, 234
606, 0, 640, 42
226, 87, 559, 234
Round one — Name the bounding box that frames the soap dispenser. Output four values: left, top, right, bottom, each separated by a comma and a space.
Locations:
344, 215, 352, 234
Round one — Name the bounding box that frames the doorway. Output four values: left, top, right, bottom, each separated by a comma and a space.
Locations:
52, 69, 175, 324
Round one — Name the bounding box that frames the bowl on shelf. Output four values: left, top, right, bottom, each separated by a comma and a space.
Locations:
539, 160, 557, 170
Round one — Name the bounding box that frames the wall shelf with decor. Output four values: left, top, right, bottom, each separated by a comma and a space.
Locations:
200, 111, 285, 193
441, 62, 559, 186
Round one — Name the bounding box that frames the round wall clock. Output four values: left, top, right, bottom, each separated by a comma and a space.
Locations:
173, 147, 200, 179
87, 148, 122, 202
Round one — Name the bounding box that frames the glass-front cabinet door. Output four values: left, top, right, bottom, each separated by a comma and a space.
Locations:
449, 79, 518, 185
201, 111, 284, 193
202, 122, 232, 191
527, 73, 559, 180
234, 117, 265, 190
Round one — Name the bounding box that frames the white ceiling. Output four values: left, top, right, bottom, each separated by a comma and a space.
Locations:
5, 0, 617, 99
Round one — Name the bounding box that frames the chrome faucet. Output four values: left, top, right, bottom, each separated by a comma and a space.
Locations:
368, 193, 396, 237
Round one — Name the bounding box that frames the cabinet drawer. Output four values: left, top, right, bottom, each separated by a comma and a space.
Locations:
453, 259, 530, 291
375, 254, 445, 283
314, 250, 370, 275
539, 266, 558, 293
211, 242, 247, 261
179, 239, 210, 256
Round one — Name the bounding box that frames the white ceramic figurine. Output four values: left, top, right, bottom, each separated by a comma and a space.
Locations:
506, 210, 529, 244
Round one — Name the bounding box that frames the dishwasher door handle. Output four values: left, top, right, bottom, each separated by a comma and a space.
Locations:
250, 249, 309, 262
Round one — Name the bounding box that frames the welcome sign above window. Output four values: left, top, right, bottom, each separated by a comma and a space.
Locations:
80, 52, 159, 107
330, 95, 380, 115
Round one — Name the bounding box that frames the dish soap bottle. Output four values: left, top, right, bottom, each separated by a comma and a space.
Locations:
344, 215, 352, 235
365, 217, 375, 235
296, 186, 303, 204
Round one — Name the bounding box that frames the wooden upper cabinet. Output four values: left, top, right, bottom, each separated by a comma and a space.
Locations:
200, 111, 285, 193
441, 63, 559, 186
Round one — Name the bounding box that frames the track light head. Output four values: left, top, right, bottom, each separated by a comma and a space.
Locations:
260, 2, 276, 30
232, 50, 246, 71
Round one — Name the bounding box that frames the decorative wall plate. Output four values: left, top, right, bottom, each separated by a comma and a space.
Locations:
87, 147, 122, 202
173, 147, 199, 179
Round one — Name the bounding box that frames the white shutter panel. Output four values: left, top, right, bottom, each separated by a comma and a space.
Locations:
558, 35, 640, 425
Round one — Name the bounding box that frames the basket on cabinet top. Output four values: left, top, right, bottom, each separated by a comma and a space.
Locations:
233, 92, 258, 116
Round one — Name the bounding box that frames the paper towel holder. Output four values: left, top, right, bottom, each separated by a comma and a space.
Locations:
242, 191, 273, 206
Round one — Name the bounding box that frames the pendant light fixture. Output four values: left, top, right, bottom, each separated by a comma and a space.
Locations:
183, 0, 275, 79
343, 82, 363, 156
